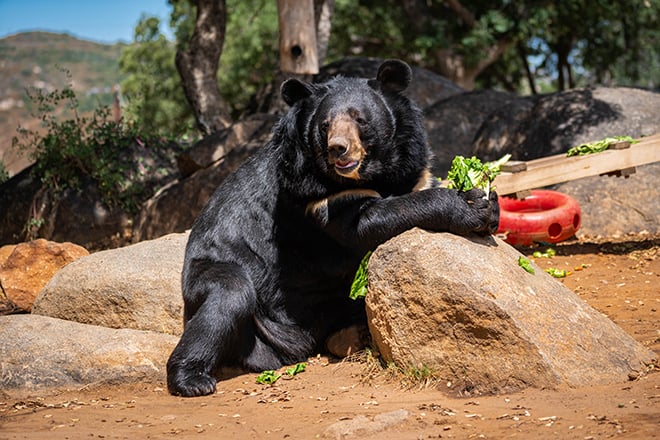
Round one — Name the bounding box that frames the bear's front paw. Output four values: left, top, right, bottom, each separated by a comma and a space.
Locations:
486, 191, 500, 234
450, 188, 493, 235
167, 367, 217, 397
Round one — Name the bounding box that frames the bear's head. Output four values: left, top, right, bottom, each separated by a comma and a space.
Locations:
280, 60, 427, 190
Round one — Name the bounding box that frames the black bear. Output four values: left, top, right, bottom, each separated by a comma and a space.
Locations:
167, 59, 499, 397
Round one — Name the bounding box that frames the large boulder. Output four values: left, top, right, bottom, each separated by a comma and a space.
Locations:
0, 140, 185, 250
0, 314, 178, 394
133, 115, 277, 242
316, 57, 464, 110
0, 239, 88, 312
424, 90, 520, 175
175, 114, 277, 177
365, 229, 656, 396
554, 163, 660, 238
472, 87, 660, 162
32, 232, 187, 335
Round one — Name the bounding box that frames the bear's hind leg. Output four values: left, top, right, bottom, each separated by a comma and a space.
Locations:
167, 262, 257, 397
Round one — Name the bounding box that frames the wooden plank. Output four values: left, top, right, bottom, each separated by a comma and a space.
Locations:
493, 134, 660, 196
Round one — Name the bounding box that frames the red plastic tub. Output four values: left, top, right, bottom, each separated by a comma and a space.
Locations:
497, 190, 581, 246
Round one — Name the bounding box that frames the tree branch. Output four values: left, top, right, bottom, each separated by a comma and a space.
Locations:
443, 0, 476, 28
176, 0, 232, 135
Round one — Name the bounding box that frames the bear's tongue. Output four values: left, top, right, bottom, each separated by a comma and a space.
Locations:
335, 159, 357, 169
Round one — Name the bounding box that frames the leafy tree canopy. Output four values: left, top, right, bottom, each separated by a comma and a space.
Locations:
119, 0, 658, 137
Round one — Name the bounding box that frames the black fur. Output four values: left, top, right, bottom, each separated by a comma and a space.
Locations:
167, 60, 499, 397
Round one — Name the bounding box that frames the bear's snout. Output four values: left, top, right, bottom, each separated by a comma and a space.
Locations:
327, 114, 365, 180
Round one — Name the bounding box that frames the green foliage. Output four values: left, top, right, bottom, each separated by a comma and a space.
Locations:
446, 154, 510, 196
219, 0, 279, 116
330, 0, 659, 92
169, 0, 196, 51
285, 362, 307, 376
329, 0, 408, 61
349, 251, 372, 300
255, 370, 281, 385
117, 0, 657, 125
404, 364, 436, 383
119, 15, 195, 137
121, 0, 279, 125
25, 216, 45, 241
11, 77, 147, 213
518, 256, 535, 274
532, 248, 556, 258
545, 268, 568, 278
566, 136, 638, 157
255, 362, 306, 385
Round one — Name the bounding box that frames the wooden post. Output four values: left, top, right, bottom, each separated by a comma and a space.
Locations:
277, 0, 319, 74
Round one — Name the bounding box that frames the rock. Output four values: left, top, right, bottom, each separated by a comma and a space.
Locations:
176, 114, 276, 177
317, 57, 464, 110
133, 117, 276, 242
554, 163, 660, 237
425, 89, 519, 175
0, 239, 88, 312
0, 314, 178, 394
0, 166, 41, 246
0, 244, 17, 262
473, 87, 660, 162
0, 140, 185, 251
32, 232, 188, 335
323, 409, 409, 438
365, 229, 656, 396
0, 244, 17, 313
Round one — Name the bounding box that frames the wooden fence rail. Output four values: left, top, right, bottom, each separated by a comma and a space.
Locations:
492, 133, 660, 197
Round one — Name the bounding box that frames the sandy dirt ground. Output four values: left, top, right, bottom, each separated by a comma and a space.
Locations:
1, 234, 658, 440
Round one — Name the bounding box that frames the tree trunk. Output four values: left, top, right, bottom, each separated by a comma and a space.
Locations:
277, 0, 319, 74
433, 39, 510, 90
517, 41, 537, 95
176, 0, 232, 135
314, 0, 335, 65
256, 0, 334, 114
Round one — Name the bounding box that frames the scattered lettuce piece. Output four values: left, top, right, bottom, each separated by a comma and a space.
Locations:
285, 362, 306, 376
256, 370, 281, 385
545, 268, 569, 278
518, 256, 535, 274
446, 154, 511, 197
349, 251, 372, 300
532, 248, 556, 258
566, 136, 637, 157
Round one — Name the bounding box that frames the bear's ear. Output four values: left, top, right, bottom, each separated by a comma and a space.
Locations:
376, 59, 412, 93
281, 79, 314, 106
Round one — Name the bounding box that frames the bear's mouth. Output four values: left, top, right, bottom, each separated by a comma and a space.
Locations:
333, 158, 361, 178
334, 159, 359, 171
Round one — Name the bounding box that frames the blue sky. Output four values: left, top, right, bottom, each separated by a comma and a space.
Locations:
0, 0, 173, 44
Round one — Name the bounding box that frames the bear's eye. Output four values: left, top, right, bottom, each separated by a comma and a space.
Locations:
355, 116, 367, 125
320, 120, 329, 132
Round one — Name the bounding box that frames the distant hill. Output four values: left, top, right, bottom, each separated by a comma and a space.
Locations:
0, 32, 124, 177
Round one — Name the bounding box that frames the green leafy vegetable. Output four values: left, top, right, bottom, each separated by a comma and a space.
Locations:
446, 154, 511, 197
532, 248, 556, 258
349, 251, 372, 300
285, 362, 306, 376
545, 268, 568, 278
518, 256, 535, 274
256, 370, 281, 385
566, 136, 637, 157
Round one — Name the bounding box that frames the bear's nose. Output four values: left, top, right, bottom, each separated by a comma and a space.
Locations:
328, 136, 349, 157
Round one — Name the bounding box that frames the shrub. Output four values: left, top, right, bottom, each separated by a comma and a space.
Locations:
11, 79, 148, 213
